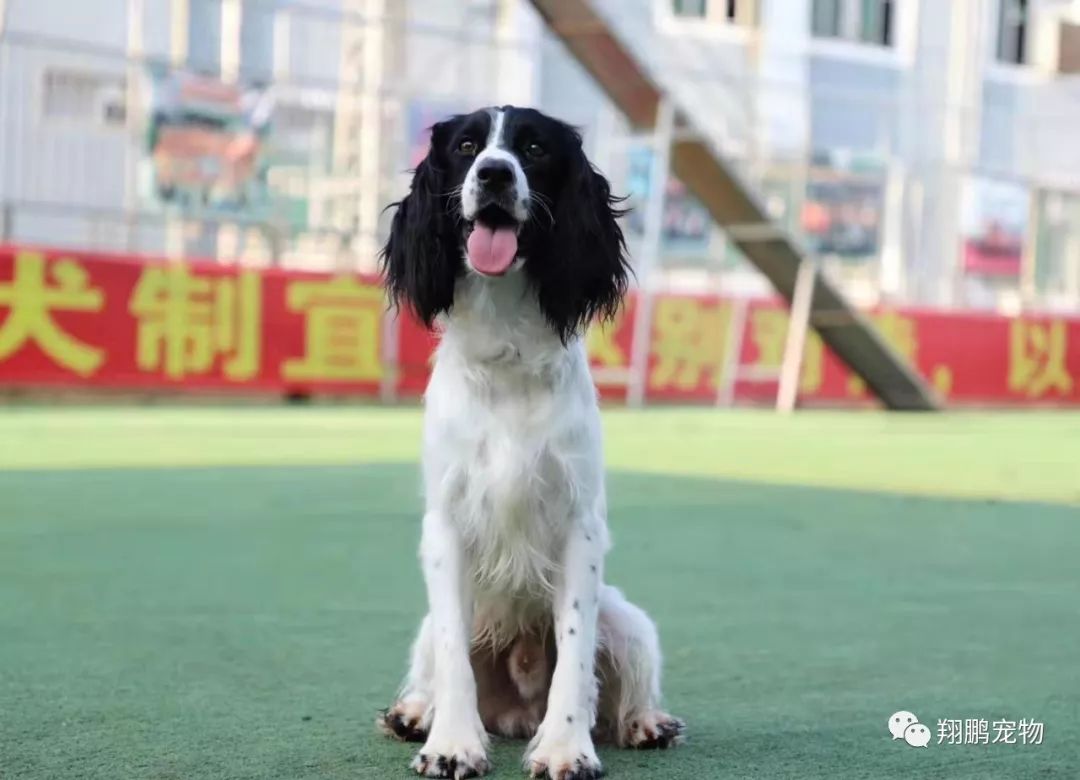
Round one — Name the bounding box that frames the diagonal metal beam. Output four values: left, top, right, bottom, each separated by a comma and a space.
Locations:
528, 0, 941, 410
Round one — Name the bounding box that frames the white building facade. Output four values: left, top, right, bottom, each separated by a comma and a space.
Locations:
0, 0, 1077, 312
544, 0, 1080, 313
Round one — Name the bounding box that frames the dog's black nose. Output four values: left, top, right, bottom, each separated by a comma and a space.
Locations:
476, 160, 514, 191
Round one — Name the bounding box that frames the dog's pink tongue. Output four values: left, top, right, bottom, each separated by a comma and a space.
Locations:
467, 223, 518, 275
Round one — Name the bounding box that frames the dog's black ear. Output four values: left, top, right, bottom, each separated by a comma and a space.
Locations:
528, 129, 631, 343
380, 121, 462, 327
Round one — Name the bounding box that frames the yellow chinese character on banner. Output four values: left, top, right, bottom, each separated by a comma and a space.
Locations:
586, 309, 627, 369
931, 365, 954, 396
750, 308, 823, 394
1009, 319, 1073, 398
129, 266, 261, 380
649, 298, 730, 391
283, 277, 383, 381
0, 251, 105, 376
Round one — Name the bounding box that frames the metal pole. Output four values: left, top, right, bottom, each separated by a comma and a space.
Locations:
379, 308, 400, 405
170, 0, 190, 67
776, 257, 817, 413
333, 0, 366, 265
0, 202, 11, 243
0, 22, 9, 219
165, 0, 189, 261
219, 0, 243, 263
1068, 201, 1080, 302
715, 297, 749, 407
125, 0, 146, 253
1019, 188, 1041, 311
273, 4, 292, 82
357, 0, 386, 271
220, 0, 242, 82
878, 159, 906, 301
626, 96, 675, 407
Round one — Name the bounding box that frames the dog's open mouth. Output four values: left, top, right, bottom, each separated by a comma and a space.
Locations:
466, 205, 520, 277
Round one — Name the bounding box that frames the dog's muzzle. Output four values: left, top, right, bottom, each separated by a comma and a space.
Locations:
465, 160, 522, 277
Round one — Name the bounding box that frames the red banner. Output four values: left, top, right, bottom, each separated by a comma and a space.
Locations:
572, 296, 1080, 406
0, 246, 384, 395
2, 245, 1079, 406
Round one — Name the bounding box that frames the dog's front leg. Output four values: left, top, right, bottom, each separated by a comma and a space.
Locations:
525, 517, 605, 780
411, 511, 490, 779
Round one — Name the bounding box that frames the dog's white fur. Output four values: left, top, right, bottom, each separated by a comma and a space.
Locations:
386, 109, 677, 780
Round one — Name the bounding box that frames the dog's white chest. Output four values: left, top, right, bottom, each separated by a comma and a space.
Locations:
422, 277, 605, 607
443, 387, 577, 598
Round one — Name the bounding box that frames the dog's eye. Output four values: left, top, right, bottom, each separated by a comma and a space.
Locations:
525, 142, 546, 159
458, 139, 477, 156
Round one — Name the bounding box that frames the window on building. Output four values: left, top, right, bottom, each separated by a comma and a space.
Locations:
811, 0, 893, 47
673, 0, 708, 17
997, 0, 1028, 65
240, 0, 275, 80
860, 0, 893, 46
42, 70, 127, 127
671, 0, 751, 23
188, 0, 223, 75
1033, 191, 1080, 301
812, 0, 843, 37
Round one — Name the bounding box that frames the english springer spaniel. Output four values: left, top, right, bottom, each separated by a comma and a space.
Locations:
377, 106, 684, 780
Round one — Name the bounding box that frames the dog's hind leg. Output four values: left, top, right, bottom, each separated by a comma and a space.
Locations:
595, 585, 685, 749
378, 614, 435, 743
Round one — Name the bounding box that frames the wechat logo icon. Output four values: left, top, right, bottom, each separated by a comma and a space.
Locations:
889, 711, 931, 748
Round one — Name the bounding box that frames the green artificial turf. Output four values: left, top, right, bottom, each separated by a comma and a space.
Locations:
1, 408, 1078, 779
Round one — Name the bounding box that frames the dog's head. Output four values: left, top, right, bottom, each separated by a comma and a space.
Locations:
381, 105, 630, 342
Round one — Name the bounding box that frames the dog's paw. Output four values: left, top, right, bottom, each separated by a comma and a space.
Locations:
525, 734, 603, 780
412, 724, 491, 779
378, 699, 431, 743
411, 747, 491, 779
624, 712, 685, 750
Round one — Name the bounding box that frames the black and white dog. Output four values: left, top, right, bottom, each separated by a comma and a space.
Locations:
378, 106, 683, 780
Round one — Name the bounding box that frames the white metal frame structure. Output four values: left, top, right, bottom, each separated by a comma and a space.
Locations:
529, 0, 941, 411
